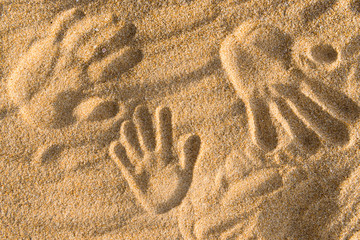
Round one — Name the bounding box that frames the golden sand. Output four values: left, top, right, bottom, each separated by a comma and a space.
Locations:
2, 0, 360, 239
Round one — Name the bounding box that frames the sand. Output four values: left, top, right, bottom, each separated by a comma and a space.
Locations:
1, 0, 360, 239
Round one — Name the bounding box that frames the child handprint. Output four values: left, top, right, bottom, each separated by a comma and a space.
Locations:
109, 105, 201, 214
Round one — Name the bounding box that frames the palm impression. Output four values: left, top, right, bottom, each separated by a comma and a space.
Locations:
7, 8, 142, 129
220, 0, 360, 154
109, 105, 201, 214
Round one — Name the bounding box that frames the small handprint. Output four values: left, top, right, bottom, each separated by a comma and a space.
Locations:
109, 105, 201, 214
7, 8, 142, 129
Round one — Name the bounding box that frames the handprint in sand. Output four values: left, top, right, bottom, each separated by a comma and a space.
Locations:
7, 8, 142, 129
178, 149, 337, 239
220, 0, 360, 154
109, 105, 201, 214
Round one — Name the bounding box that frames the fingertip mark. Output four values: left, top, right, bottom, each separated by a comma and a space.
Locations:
134, 105, 156, 152
182, 134, 201, 170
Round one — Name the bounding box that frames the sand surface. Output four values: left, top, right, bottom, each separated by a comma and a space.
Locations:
2, 0, 360, 239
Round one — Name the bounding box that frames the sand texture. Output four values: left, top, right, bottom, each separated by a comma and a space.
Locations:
2, 0, 360, 239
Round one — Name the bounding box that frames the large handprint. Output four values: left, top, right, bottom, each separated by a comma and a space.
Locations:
178, 149, 336, 239
109, 105, 201, 214
220, 0, 360, 154
7, 8, 142, 129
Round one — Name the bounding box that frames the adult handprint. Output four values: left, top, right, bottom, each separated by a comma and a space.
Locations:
7, 8, 142, 129
220, 15, 360, 154
109, 105, 201, 214
178, 149, 335, 239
